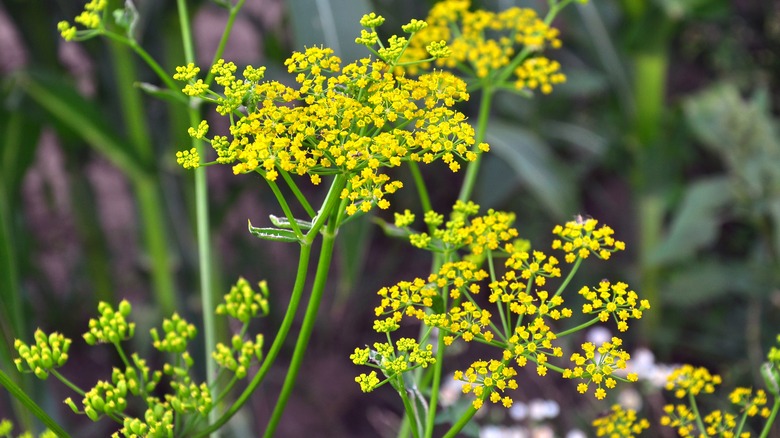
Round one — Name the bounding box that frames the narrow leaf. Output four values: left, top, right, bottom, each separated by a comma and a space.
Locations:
17, 72, 150, 182
248, 220, 300, 243
268, 214, 313, 231
0, 369, 71, 438
649, 177, 733, 266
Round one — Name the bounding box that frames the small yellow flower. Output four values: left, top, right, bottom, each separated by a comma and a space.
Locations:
176, 148, 200, 169
665, 364, 721, 398
592, 405, 650, 438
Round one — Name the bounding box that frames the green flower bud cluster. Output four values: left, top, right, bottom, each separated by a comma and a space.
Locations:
166, 381, 213, 416
216, 277, 269, 324
119, 402, 174, 438
14, 329, 71, 379
150, 313, 197, 354
762, 334, 780, 396
84, 300, 135, 345
67, 372, 129, 421
0, 419, 56, 438
213, 334, 264, 379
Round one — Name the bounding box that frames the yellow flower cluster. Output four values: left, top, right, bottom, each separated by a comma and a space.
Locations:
174, 23, 489, 214
402, 0, 566, 93
702, 410, 748, 437
454, 359, 518, 409
729, 387, 771, 418
350, 337, 435, 392
355, 210, 645, 410
660, 404, 698, 436
503, 249, 562, 287
592, 404, 650, 438
57, 0, 107, 41
563, 337, 638, 400
665, 364, 722, 398
552, 217, 626, 263
514, 57, 566, 94
502, 318, 564, 376
578, 280, 650, 332
405, 202, 517, 257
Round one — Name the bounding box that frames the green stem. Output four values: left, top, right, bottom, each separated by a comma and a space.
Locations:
759, 397, 780, 438
193, 244, 313, 438
50, 369, 86, 397
407, 162, 432, 213
0, 369, 70, 438
457, 86, 493, 203
204, 0, 247, 87
400, 385, 422, 438
554, 257, 583, 298
442, 403, 478, 438
266, 178, 304, 239
555, 316, 600, 338
174, 0, 221, 434
100, 31, 181, 93
279, 169, 316, 218
423, 334, 445, 437
262, 210, 341, 437
688, 393, 708, 438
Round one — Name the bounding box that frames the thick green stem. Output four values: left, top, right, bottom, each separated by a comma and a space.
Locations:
759, 397, 780, 438
262, 212, 340, 437
457, 86, 493, 203
688, 393, 708, 437
423, 334, 445, 437
400, 385, 422, 438
0, 369, 70, 438
443, 403, 479, 438
193, 244, 313, 437
174, 0, 221, 434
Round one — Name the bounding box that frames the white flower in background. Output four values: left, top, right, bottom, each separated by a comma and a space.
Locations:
565, 429, 587, 438
586, 326, 612, 346
480, 425, 528, 438
625, 346, 677, 388
530, 425, 554, 438
439, 372, 464, 407
618, 387, 643, 410
508, 402, 528, 421
528, 399, 560, 421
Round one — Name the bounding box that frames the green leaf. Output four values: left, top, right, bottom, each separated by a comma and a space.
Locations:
0, 369, 71, 438
371, 217, 412, 240
268, 214, 313, 231
649, 177, 733, 266
113, 0, 139, 40
474, 120, 575, 219
0, 106, 41, 195
286, 0, 373, 62
661, 258, 753, 307
248, 220, 300, 243
16, 71, 150, 182
136, 82, 188, 105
